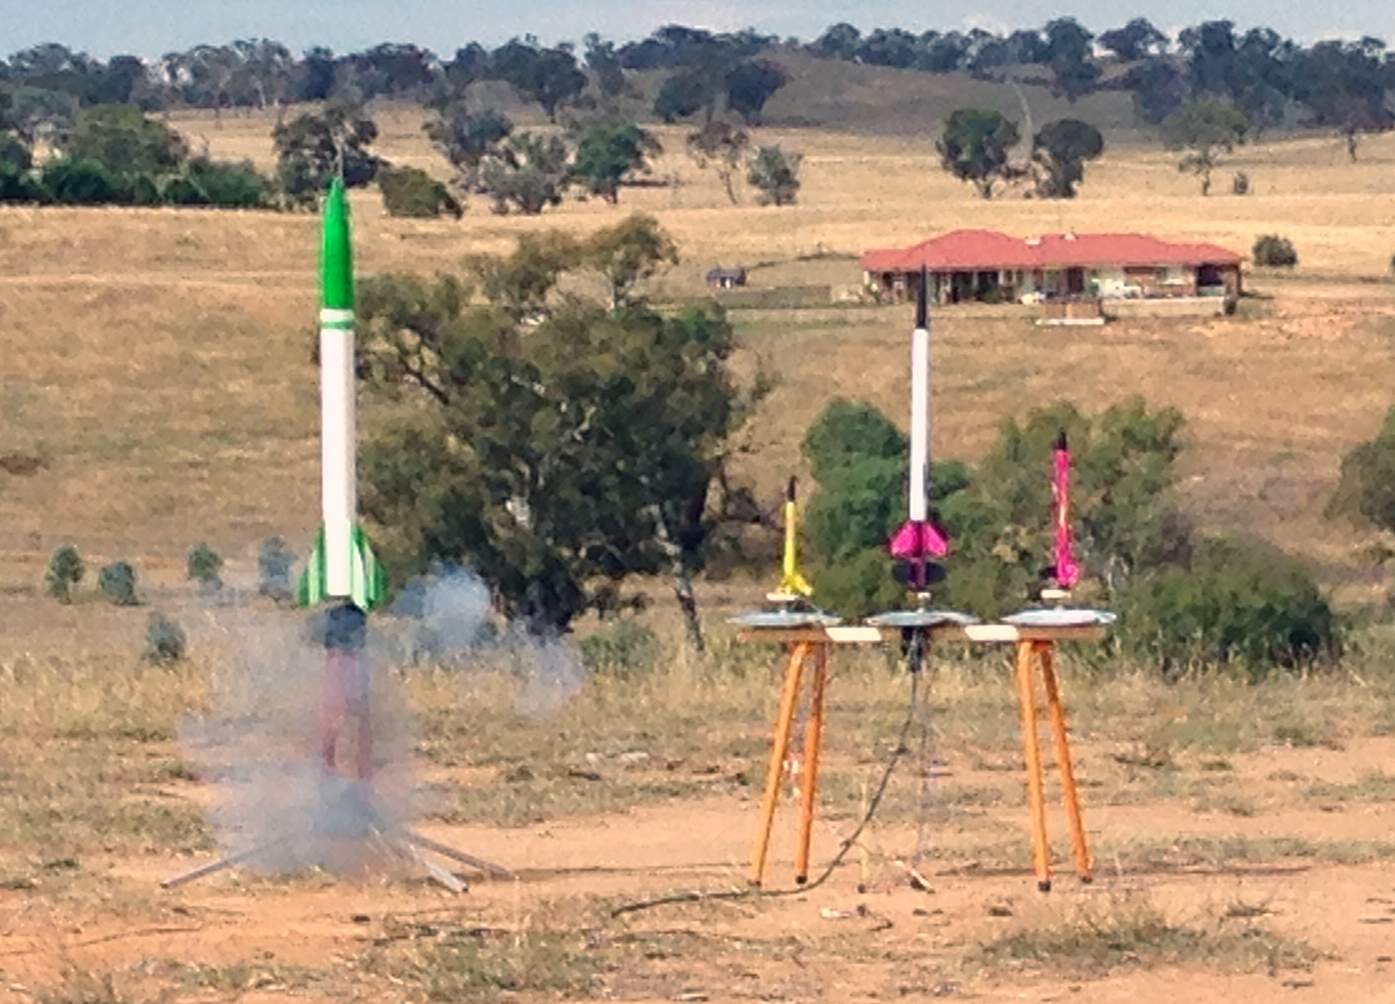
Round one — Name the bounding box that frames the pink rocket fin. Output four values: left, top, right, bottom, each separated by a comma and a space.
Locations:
890, 519, 949, 559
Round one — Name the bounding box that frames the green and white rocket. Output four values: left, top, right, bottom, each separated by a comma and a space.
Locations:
297, 178, 387, 612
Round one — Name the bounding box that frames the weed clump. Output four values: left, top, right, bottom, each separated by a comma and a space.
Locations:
98, 561, 139, 606
44, 545, 84, 603
144, 612, 187, 664
1253, 234, 1297, 267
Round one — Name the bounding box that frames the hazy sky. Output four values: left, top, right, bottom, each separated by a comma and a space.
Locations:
2, 0, 1389, 58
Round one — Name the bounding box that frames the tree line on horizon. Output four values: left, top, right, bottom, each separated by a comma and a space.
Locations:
0, 18, 1391, 150
0, 18, 1391, 213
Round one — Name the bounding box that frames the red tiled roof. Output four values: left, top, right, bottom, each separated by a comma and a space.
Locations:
861, 229, 1242, 272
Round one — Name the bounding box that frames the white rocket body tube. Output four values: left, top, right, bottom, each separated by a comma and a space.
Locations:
319, 314, 356, 598
909, 324, 929, 522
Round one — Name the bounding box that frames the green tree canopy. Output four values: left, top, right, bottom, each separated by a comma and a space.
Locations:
61, 104, 186, 174
686, 121, 750, 205
490, 39, 588, 122
1098, 18, 1168, 61
1161, 99, 1249, 195
937, 108, 1021, 199
1328, 405, 1395, 532
478, 132, 571, 215
570, 122, 661, 203
357, 219, 756, 637
1031, 118, 1105, 198
725, 59, 787, 125
746, 145, 802, 206
423, 103, 512, 190
272, 100, 383, 207
653, 71, 712, 123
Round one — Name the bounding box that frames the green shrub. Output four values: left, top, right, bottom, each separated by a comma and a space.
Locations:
0, 135, 32, 172
165, 157, 270, 208
1252, 234, 1297, 267
942, 554, 1033, 620
44, 545, 84, 603
127, 172, 162, 206
257, 536, 295, 600
41, 158, 125, 204
1118, 536, 1339, 676
0, 165, 44, 203
578, 618, 661, 676
1328, 405, 1395, 530
811, 547, 905, 619
189, 157, 270, 207
98, 561, 139, 606
144, 612, 187, 664
186, 542, 223, 591
379, 165, 463, 219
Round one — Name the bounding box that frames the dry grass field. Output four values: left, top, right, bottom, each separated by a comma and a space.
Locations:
3, 97, 1395, 1002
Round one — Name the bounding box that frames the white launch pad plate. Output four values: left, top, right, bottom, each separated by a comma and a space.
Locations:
728, 609, 844, 629
866, 610, 979, 628
1002, 608, 1117, 628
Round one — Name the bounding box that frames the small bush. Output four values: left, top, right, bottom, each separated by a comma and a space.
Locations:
811, 547, 905, 619
98, 561, 139, 606
1119, 536, 1339, 676
0, 165, 45, 203
0, 135, 32, 172
1253, 234, 1297, 267
41, 158, 126, 204
186, 542, 223, 591
186, 157, 270, 207
164, 157, 271, 208
1231, 171, 1250, 195
144, 612, 187, 664
379, 165, 463, 219
257, 536, 295, 600
578, 618, 661, 676
44, 545, 84, 603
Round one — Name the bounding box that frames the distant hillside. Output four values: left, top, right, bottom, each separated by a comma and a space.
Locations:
615, 51, 1143, 139
752, 51, 1141, 138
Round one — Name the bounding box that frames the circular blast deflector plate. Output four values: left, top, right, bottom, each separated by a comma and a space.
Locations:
728, 609, 844, 629
865, 610, 979, 628
1002, 608, 1117, 628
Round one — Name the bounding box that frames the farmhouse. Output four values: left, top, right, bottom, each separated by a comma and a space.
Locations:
861, 229, 1244, 309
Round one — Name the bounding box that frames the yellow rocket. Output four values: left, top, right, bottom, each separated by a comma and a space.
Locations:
768, 477, 813, 603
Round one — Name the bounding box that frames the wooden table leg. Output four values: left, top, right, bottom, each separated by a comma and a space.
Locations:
1015, 640, 1052, 892
1039, 642, 1093, 883
750, 642, 809, 887
795, 643, 829, 884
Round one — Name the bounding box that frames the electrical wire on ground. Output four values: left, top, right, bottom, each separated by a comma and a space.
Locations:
610, 669, 924, 919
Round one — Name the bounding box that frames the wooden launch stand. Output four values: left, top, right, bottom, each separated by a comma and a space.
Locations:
935, 618, 1108, 892
736, 623, 883, 887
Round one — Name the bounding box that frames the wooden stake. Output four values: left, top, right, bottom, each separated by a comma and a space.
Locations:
1015, 640, 1052, 891
1039, 642, 1092, 882
750, 642, 809, 887
795, 644, 829, 884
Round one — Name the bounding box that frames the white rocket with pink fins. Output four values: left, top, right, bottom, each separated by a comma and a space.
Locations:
889, 268, 950, 591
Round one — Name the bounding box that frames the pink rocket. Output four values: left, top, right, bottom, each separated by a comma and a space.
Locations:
1051, 431, 1081, 590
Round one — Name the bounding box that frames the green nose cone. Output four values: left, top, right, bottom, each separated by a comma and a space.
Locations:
320, 177, 354, 311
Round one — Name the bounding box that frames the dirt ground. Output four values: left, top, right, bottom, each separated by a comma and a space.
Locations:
6, 719, 1395, 1003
